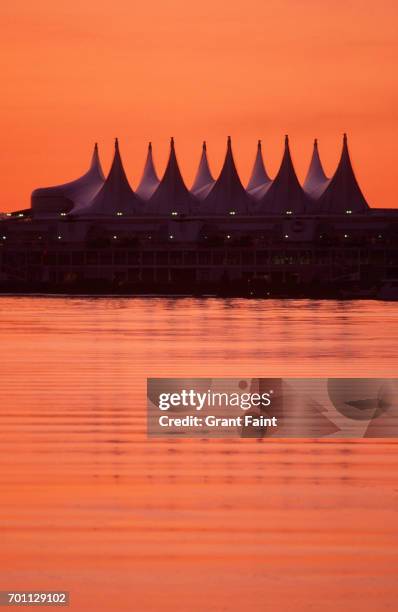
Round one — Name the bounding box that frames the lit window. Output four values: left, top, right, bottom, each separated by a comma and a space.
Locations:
6, 213, 11, 217
57, 235, 62, 240
169, 235, 174, 239
346, 210, 352, 214
344, 234, 348, 238
226, 235, 231, 239
171, 211, 178, 216
284, 234, 289, 239
60, 213, 66, 217
116, 212, 123, 216
18, 213, 24, 217
229, 211, 236, 216
113, 235, 117, 239
286, 210, 292, 215
2, 236, 6, 240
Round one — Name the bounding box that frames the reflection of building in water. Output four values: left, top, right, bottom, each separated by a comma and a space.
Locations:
1, 135, 398, 296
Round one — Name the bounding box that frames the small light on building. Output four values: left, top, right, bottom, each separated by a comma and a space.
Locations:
38, 236, 42, 240
18, 213, 24, 217
148, 236, 152, 240
286, 210, 292, 215
169, 235, 174, 239
346, 210, 352, 214
60, 212, 66, 217
116, 212, 123, 216
229, 211, 236, 216
226, 234, 231, 239
113, 235, 118, 240
6, 213, 12, 217
2, 236, 6, 240
378, 234, 382, 239
284, 234, 289, 239
344, 234, 349, 238
171, 211, 178, 216
57, 235, 62, 240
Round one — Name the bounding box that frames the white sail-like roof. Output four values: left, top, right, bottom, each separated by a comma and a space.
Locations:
247, 140, 271, 200
303, 139, 330, 200
136, 142, 160, 200
316, 134, 369, 214
199, 137, 250, 215
72, 139, 141, 216
31, 143, 105, 214
253, 136, 309, 215
191, 141, 215, 200
147, 138, 196, 215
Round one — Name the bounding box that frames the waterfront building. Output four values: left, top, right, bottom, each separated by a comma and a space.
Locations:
1, 134, 396, 296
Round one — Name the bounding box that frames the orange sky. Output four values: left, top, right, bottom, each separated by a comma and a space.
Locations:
1, 0, 397, 211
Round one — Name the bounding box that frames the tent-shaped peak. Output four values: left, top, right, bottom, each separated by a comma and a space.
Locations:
72, 138, 141, 216
199, 137, 250, 215
191, 141, 215, 200
247, 139, 271, 199
253, 135, 309, 215
136, 142, 160, 200
31, 142, 105, 214
303, 138, 330, 200
316, 134, 369, 214
148, 138, 195, 215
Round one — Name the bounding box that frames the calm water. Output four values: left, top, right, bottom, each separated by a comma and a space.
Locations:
0, 297, 397, 611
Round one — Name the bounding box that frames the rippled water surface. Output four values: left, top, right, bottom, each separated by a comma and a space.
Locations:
0, 297, 397, 611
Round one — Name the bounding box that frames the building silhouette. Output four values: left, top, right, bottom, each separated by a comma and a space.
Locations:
1, 134, 396, 296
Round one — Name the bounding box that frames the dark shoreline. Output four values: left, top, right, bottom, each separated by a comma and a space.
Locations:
0, 281, 388, 300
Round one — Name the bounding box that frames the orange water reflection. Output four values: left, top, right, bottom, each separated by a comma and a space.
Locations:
0, 297, 397, 611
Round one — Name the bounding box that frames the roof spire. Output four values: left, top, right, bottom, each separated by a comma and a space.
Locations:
89, 142, 105, 180
73, 138, 141, 216
247, 138, 271, 198
33, 143, 105, 214
148, 137, 194, 215
198, 135, 250, 215
255, 135, 309, 214
317, 133, 369, 214
136, 141, 160, 200
303, 138, 330, 200
191, 140, 215, 200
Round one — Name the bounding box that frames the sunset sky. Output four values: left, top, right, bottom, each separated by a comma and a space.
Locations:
1, 0, 397, 211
